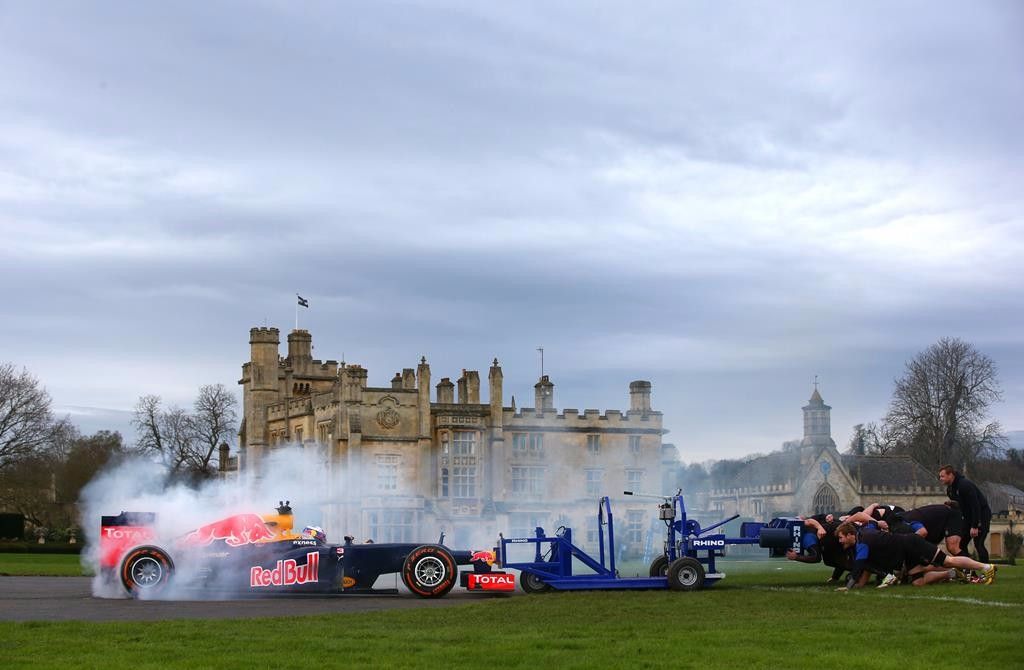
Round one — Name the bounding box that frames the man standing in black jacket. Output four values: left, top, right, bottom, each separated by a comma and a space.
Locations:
939, 465, 992, 562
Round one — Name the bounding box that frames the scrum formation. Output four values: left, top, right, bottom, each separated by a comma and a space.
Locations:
786, 466, 997, 590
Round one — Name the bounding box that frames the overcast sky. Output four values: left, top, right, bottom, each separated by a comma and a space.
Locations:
1, 2, 1021, 462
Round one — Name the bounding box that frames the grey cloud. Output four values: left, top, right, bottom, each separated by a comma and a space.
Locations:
1, 2, 1022, 458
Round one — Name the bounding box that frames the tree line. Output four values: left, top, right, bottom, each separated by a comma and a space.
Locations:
0, 362, 237, 535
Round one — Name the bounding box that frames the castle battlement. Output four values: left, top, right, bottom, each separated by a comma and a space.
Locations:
249, 327, 280, 343
504, 407, 663, 427
267, 397, 313, 418
710, 483, 793, 496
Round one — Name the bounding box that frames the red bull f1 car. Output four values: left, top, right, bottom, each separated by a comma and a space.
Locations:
100, 502, 514, 598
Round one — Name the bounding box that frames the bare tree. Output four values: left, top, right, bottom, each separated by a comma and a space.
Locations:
190, 384, 238, 475
133, 385, 237, 480
132, 395, 195, 474
883, 337, 1004, 470
0, 363, 56, 472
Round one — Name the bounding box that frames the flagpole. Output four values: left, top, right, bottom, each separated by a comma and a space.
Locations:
295, 293, 299, 331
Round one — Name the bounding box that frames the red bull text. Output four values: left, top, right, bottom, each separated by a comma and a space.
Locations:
250, 552, 320, 588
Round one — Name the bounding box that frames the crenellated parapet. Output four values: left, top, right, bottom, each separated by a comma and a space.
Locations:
503, 406, 664, 432
710, 483, 793, 496
249, 326, 280, 344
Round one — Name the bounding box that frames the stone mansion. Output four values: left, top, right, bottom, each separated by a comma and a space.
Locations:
234, 327, 665, 552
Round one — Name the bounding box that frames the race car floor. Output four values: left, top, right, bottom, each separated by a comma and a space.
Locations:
0, 577, 508, 622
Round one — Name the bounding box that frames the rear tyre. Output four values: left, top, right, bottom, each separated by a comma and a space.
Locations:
648, 555, 669, 577
666, 557, 705, 592
520, 571, 551, 594
402, 545, 457, 598
120, 545, 174, 597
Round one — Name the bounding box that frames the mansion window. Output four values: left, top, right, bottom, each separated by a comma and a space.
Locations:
453, 430, 476, 456
376, 454, 399, 491
511, 433, 544, 458
586, 515, 600, 547
511, 466, 546, 497
586, 434, 600, 455
629, 435, 642, 454
626, 469, 644, 490
509, 513, 548, 539
626, 510, 644, 547
317, 422, 331, 444
293, 426, 303, 442
453, 466, 476, 498
752, 500, 764, 516
366, 509, 416, 543
585, 469, 604, 496
450, 430, 478, 498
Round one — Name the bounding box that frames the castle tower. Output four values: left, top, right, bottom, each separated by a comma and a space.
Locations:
286, 329, 312, 371
801, 386, 836, 449
245, 327, 281, 474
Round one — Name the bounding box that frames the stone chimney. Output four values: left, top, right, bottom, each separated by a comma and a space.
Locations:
534, 375, 554, 412
402, 368, 416, 390
391, 373, 402, 390
465, 370, 480, 404
629, 380, 652, 414
218, 443, 230, 472
437, 377, 455, 404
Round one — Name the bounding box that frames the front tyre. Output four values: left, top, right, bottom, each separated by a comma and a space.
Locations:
649, 555, 669, 577
666, 557, 705, 592
402, 545, 457, 598
520, 571, 552, 594
119, 545, 174, 598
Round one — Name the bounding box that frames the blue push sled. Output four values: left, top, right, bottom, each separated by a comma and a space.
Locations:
498, 490, 805, 593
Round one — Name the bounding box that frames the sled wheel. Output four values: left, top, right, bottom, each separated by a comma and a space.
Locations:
649, 555, 669, 577
402, 545, 457, 598
120, 545, 174, 597
667, 557, 705, 592
520, 571, 551, 594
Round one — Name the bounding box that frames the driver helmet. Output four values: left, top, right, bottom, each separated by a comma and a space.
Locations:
301, 525, 326, 543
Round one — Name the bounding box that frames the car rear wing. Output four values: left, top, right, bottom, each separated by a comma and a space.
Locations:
99, 511, 157, 570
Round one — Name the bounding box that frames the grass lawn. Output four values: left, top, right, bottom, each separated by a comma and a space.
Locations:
0, 553, 86, 576
1, 559, 1019, 669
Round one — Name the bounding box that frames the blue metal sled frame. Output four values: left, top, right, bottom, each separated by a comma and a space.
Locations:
498, 493, 804, 591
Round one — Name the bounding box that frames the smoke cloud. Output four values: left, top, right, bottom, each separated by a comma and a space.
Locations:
81, 444, 438, 599
80, 443, 567, 599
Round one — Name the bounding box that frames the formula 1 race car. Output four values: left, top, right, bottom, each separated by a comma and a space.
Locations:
100, 502, 514, 598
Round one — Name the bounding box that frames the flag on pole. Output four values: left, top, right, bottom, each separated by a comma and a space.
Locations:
297, 294, 309, 308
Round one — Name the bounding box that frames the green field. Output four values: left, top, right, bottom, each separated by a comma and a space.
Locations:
0, 553, 86, 576
1, 559, 1019, 669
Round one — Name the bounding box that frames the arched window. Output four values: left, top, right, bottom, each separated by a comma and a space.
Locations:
813, 483, 840, 515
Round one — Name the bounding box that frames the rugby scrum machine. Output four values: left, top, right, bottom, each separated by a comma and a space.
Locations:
498, 490, 803, 592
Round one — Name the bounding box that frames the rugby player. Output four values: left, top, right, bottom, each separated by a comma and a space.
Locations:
834, 522, 995, 589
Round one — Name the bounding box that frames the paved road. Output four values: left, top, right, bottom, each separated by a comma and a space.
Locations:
0, 576, 505, 622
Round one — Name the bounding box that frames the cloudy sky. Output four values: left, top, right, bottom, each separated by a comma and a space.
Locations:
1, 2, 1021, 461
